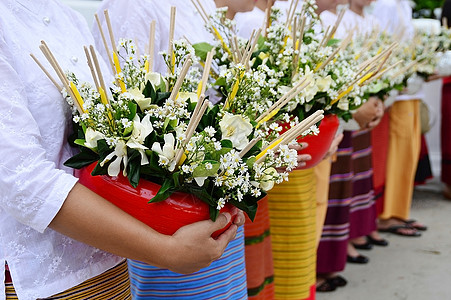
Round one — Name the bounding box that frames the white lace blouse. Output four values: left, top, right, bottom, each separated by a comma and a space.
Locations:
0, 1, 122, 299
92, 0, 217, 74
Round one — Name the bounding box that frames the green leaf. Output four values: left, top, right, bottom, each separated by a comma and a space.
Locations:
91, 162, 109, 176
213, 77, 226, 87
326, 38, 341, 47
149, 178, 175, 203
192, 161, 220, 178
221, 139, 233, 149
64, 148, 99, 169
96, 139, 112, 162
156, 91, 171, 105
127, 101, 137, 120
243, 140, 262, 158
74, 139, 86, 147
245, 157, 256, 170
211, 148, 232, 161
209, 206, 220, 221
193, 42, 215, 61
142, 80, 157, 100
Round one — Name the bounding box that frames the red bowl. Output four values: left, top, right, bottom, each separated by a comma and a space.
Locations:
76, 163, 237, 238
281, 114, 339, 169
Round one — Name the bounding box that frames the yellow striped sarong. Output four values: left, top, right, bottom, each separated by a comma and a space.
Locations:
267, 169, 317, 300
6, 260, 130, 300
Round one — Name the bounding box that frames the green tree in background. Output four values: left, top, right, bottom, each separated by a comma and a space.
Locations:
412, 0, 445, 18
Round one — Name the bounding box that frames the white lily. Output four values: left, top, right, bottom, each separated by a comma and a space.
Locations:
145, 71, 165, 88
151, 133, 177, 171
177, 91, 199, 104
219, 113, 253, 150
126, 114, 153, 165
129, 88, 152, 111
100, 140, 128, 177
316, 75, 333, 92
84, 128, 105, 150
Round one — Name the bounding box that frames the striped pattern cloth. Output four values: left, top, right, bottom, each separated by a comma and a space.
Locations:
128, 226, 248, 299
244, 196, 275, 299
317, 130, 376, 274
267, 169, 317, 300
349, 130, 376, 239
5, 260, 131, 300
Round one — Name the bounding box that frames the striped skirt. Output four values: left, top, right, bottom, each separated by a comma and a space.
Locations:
317, 130, 376, 273
349, 130, 376, 239
442, 81, 451, 185
244, 196, 275, 299
267, 169, 317, 300
128, 226, 248, 299
5, 260, 130, 300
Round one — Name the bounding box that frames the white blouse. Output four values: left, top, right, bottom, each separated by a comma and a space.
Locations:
92, 0, 217, 74
0, 1, 122, 299
336, 9, 380, 39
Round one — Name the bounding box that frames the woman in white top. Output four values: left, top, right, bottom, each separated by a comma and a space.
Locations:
371, 0, 426, 236
0, 1, 242, 299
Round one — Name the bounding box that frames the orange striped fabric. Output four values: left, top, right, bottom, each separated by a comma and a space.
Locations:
244, 196, 275, 299
6, 260, 130, 300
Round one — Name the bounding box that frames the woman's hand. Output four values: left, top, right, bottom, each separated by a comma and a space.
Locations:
323, 133, 344, 159
167, 212, 239, 274
353, 96, 384, 130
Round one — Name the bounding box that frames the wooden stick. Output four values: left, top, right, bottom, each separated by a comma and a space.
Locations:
104, 10, 118, 54
39, 42, 83, 113
255, 78, 309, 123
256, 110, 324, 163
200, 50, 215, 95
84, 46, 100, 90
168, 6, 176, 74
94, 13, 116, 75
149, 20, 156, 72
169, 55, 192, 100
239, 137, 262, 158
30, 54, 62, 90
190, 0, 208, 24
174, 97, 209, 166
89, 45, 108, 97
192, 0, 209, 24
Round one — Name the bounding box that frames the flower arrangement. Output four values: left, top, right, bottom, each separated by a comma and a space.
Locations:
33, 11, 323, 221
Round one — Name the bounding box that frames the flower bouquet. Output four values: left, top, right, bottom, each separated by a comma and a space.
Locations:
192, 1, 394, 167
32, 11, 323, 236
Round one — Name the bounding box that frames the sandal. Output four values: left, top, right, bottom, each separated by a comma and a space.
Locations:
328, 275, 347, 287
367, 235, 389, 246
316, 280, 336, 292
404, 219, 427, 231
378, 225, 421, 237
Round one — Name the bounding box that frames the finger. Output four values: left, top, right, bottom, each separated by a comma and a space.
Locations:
233, 211, 245, 226
300, 142, 308, 149
209, 212, 231, 232
215, 224, 238, 248
297, 154, 311, 162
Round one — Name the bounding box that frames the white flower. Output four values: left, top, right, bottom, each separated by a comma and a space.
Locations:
129, 88, 152, 111
177, 91, 199, 103
217, 197, 226, 210
145, 72, 164, 88
316, 75, 333, 92
151, 133, 177, 171
126, 114, 154, 165
100, 140, 128, 177
259, 167, 278, 191
84, 128, 105, 150
219, 113, 253, 150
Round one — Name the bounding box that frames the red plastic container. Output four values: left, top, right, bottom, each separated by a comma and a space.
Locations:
76, 163, 237, 238
282, 114, 339, 169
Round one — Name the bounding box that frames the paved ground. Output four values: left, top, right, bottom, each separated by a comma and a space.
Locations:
317, 178, 451, 300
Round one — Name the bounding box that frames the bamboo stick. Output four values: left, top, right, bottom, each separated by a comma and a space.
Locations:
169, 55, 192, 100
168, 6, 176, 74
94, 13, 116, 75
89, 45, 108, 98
30, 54, 62, 90
239, 137, 262, 158
83, 46, 100, 90
149, 20, 156, 72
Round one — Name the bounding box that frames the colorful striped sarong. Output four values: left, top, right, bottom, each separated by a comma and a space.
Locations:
5, 260, 130, 300
128, 226, 247, 299
244, 196, 275, 299
442, 80, 451, 186
349, 130, 376, 239
317, 132, 352, 274
267, 169, 316, 300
